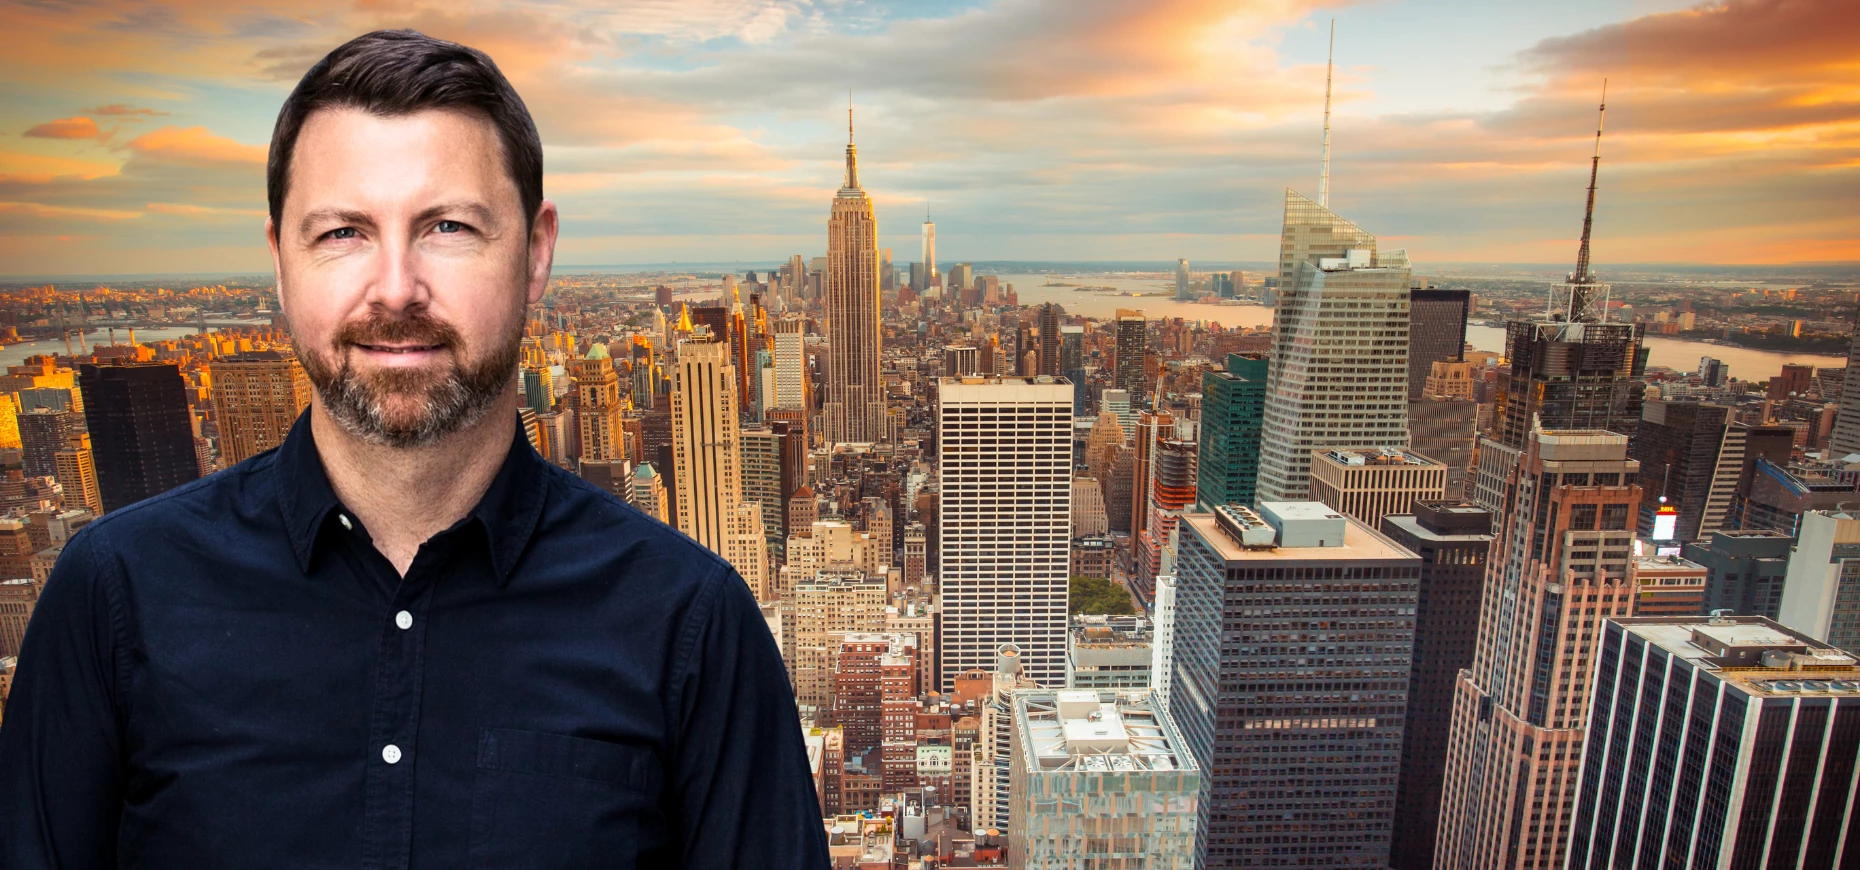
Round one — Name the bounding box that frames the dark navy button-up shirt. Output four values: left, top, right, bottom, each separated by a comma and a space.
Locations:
0, 410, 828, 869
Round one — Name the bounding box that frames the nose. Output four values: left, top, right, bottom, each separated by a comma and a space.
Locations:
363, 230, 432, 314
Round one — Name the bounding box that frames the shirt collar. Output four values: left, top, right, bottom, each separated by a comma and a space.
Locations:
275, 409, 550, 585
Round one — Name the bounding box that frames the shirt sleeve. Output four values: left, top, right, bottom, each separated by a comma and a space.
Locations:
666, 563, 829, 869
0, 528, 126, 868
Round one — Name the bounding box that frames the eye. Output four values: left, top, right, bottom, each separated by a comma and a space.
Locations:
435, 220, 465, 234
326, 227, 357, 241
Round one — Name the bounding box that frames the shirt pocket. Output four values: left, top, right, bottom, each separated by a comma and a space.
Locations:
468, 727, 663, 870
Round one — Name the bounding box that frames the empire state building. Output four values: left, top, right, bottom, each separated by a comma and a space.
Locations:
822, 105, 886, 444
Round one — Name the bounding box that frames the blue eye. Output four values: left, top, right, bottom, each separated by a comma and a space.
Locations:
328, 227, 357, 240
436, 220, 464, 233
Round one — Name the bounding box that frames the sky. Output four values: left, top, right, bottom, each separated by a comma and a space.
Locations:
1, 0, 1857, 276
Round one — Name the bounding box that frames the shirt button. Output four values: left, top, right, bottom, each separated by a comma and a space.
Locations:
395, 610, 413, 630
338, 513, 354, 531
382, 744, 402, 765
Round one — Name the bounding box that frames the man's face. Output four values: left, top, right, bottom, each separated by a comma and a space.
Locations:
267, 106, 556, 448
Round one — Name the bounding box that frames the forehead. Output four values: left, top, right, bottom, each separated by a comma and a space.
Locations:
286, 106, 515, 213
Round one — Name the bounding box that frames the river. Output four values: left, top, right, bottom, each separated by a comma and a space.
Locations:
0, 322, 264, 370
995, 274, 1847, 378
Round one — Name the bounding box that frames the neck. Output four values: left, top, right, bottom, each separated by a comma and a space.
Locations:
310, 390, 517, 576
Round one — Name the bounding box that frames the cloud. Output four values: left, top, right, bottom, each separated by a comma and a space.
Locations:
85, 104, 169, 118
24, 116, 105, 140
123, 126, 267, 167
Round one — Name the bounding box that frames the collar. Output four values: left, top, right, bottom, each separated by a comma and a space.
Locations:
275, 409, 550, 585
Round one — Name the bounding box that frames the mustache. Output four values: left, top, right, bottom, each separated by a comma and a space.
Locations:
335, 310, 462, 351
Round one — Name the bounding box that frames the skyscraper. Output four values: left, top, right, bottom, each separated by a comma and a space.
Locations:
1113, 310, 1146, 396
1473, 98, 1644, 514
1059, 325, 1086, 415
17, 408, 79, 479
79, 361, 198, 513
1174, 259, 1192, 301
1407, 288, 1470, 400
571, 348, 625, 463
771, 317, 809, 412
1831, 301, 1860, 457
937, 376, 1073, 691
1379, 501, 1494, 870
670, 334, 766, 597
1568, 615, 1860, 868
211, 350, 312, 466
1172, 502, 1421, 869
1036, 302, 1061, 377
1275, 188, 1375, 285
1632, 400, 1741, 542
1776, 509, 1860, 650
921, 208, 937, 293
1134, 438, 1195, 602
1435, 428, 1644, 870
822, 105, 886, 444
1256, 244, 1412, 503
1307, 446, 1447, 529
1196, 352, 1267, 511
53, 433, 103, 516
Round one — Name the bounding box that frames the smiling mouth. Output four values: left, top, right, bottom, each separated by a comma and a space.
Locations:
356, 343, 444, 354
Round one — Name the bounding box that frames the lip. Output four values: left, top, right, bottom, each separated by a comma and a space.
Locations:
351, 343, 448, 366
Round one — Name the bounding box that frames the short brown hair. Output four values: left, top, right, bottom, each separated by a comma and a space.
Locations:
267, 29, 543, 238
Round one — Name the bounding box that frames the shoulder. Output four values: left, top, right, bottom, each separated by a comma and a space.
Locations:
74, 450, 281, 555
533, 460, 735, 582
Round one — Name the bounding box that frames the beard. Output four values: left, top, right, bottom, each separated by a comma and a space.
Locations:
299, 307, 520, 449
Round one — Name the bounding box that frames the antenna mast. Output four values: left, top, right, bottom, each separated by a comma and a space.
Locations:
1319, 19, 1335, 208
1573, 79, 1607, 284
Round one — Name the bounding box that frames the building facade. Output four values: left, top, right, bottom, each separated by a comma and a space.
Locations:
1307, 446, 1448, 529
78, 361, 198, 513
1196, 352, 1267, 511
210, 350, 311, 466
937, 376, 1073, 691
821, 114, 886, 444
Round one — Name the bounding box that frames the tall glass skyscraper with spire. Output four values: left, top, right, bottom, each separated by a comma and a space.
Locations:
822, 104, 887, 444
1255, 190, 1412, 503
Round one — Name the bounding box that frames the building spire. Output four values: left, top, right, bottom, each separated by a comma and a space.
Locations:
843, 90, 859, 191
1319, 19, 1335, 208
1572, 79, 1607, 285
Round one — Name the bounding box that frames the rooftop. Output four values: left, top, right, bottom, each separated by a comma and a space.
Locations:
1184, 508, 1417, 563
1618, 615, 1860, 698
1014, 690, 1190, 775
1316, 446, 1445, 468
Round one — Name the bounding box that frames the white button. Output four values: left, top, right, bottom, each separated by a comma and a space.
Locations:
338, 513, 353, 531
382, 744, 402, 764
395, 611, 413, 630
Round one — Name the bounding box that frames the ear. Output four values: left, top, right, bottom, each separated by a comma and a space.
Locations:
525, 200, 559, 306
266, 215, 286, 308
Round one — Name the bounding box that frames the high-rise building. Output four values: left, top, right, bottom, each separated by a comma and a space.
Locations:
1129, 410, 1173, 540
78, 361, 198, 513
1777, 509, 1860, 650
1407, 396, 1478, 498
937, 376, 1072, 691
1832, 302, 1860, 457
1308, 446, 1448, 529
53, 434, 103, 516
1150, 571, 1177, 710
670, 335, 764, 596
210, 350, 312, 466
1135, 438, 1194, 600
1008, 689, 1199, 869
1567, 615, 1860, 868
740, 426, 790, 560
1407, 288, 1470, 400
627, 461, 668, 524
822, 107, 886, 444
0, 577, 39, 656
1435, 428, 1644, 870
1684, 529, 1794, 620
1059, 325, 1086, 415
1064, 615, 1152, 690
1196, 352, 1267, 511
1379, 501, 1494, 870
1070, 477, 1108, 537
1276, 188, 1376, 284
1036, 303, 1061, 377
17, 408, 79, 479
1423, 358, 1475, 400
1174, 259, 1192, 301
771, 317, 809, 413
1632, 400, 1741, 543
1172, 502, 1421, 869
1473, 105, 1644, 516
571, 349, 626, 462
1112, 310, 1146, 396
921, 213, 937, 292
1257, 245, 1412, 503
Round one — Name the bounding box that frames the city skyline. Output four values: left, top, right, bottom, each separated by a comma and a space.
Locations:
5, 0, 1859, 276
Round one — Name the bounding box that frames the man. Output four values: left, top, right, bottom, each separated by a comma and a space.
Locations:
0, 30, 829, 868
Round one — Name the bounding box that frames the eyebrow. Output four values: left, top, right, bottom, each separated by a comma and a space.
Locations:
297, 200, 499, 239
